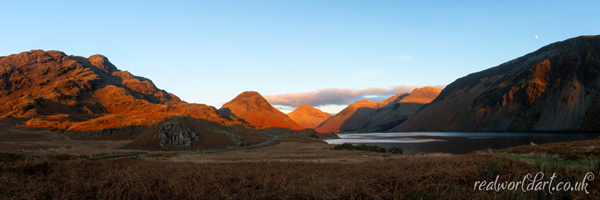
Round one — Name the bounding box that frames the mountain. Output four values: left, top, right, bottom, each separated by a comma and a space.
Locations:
0, 50, 335, 151
0, 50, 303, 151
364, 86, 441, 132
393, 35, 600, 132
0, 50, 239, 129
397, 86, 443, 104
219, 91, 304, 130
315, 100, 380, 133
287, 104, 332, 129
315, 86, 441, 133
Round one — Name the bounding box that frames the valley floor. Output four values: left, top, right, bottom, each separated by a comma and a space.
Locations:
1, 128, 599, 199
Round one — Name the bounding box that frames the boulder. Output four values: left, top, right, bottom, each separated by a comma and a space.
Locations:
154, 122, 200, 147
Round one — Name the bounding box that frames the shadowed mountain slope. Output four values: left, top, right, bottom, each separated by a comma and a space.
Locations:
393, 35, 600, 132
315, 100, 380, 133
315, 86, 442, 133
364, 86, 442, 132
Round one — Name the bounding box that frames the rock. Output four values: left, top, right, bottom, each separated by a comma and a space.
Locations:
154, 122, 200, 147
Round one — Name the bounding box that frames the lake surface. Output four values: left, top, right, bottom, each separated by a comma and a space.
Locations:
324, 132, 600, 154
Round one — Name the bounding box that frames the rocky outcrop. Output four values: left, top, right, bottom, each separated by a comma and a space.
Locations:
154, 122, 201, 147
393, 35, 600, 132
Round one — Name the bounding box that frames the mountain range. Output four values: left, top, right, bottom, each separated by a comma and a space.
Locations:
1, 34, 598, 144
315, 86, 441, 133
0, 50, 326, 151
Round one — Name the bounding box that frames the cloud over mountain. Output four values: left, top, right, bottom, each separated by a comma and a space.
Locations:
264, 85, 446, 108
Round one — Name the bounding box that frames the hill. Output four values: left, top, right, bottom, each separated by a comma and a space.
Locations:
364, 86, 441, 132
315, 86, 441, 133
393, 35, 600, 131
287, 104, 332, 129
219, 91, 304, 130
315, 100, 380, 133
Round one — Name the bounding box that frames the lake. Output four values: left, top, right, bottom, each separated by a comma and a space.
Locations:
324, 132, 600, 154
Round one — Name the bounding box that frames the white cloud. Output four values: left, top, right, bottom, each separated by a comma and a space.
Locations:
314, 104, 349, 115
273, 105, 294, 114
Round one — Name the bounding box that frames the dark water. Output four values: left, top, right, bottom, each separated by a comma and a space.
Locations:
324, 132, 600, 154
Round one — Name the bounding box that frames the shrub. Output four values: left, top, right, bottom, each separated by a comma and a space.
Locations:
388, 147, 403, 154
332, 143, 402, 154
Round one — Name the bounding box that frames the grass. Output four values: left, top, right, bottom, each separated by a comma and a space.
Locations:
2, 152, 597, 199
1, 137, 600, 199
0, 154, 503, 199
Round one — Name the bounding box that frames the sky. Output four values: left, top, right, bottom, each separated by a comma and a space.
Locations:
1, 1, 599, 114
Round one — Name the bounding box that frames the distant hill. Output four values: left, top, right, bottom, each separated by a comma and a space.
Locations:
287, 104, 332, 129
364, 86, 441, 132
219, 91, 304, 130
393, 35, 600, 132
316, 100, 380, 133
315, 86, 441, 133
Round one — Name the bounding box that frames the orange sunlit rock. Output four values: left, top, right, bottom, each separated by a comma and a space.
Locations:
0, 50, 240, 132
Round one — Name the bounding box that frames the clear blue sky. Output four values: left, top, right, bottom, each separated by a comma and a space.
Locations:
1, 0, 598, 113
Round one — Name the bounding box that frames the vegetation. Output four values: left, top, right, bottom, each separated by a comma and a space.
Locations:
1, 151, 597, 199
1, 129, 600, 199
332, 143, 402, 154
388, 147, 403, 154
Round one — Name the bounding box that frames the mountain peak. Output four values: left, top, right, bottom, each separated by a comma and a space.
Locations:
351, 99, 377, 107
222, 91, 272, 110
220, 91, 303, 130
88, 54, 118, 74
288, 104, 332, 129
399, 86, 442, 104
239, 91, 261, 96
297, 104, 312, 109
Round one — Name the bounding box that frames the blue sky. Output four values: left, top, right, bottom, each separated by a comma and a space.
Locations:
1, 0, 599, 113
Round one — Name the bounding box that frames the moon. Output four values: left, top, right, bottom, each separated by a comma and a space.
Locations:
535, 35, 538, 39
